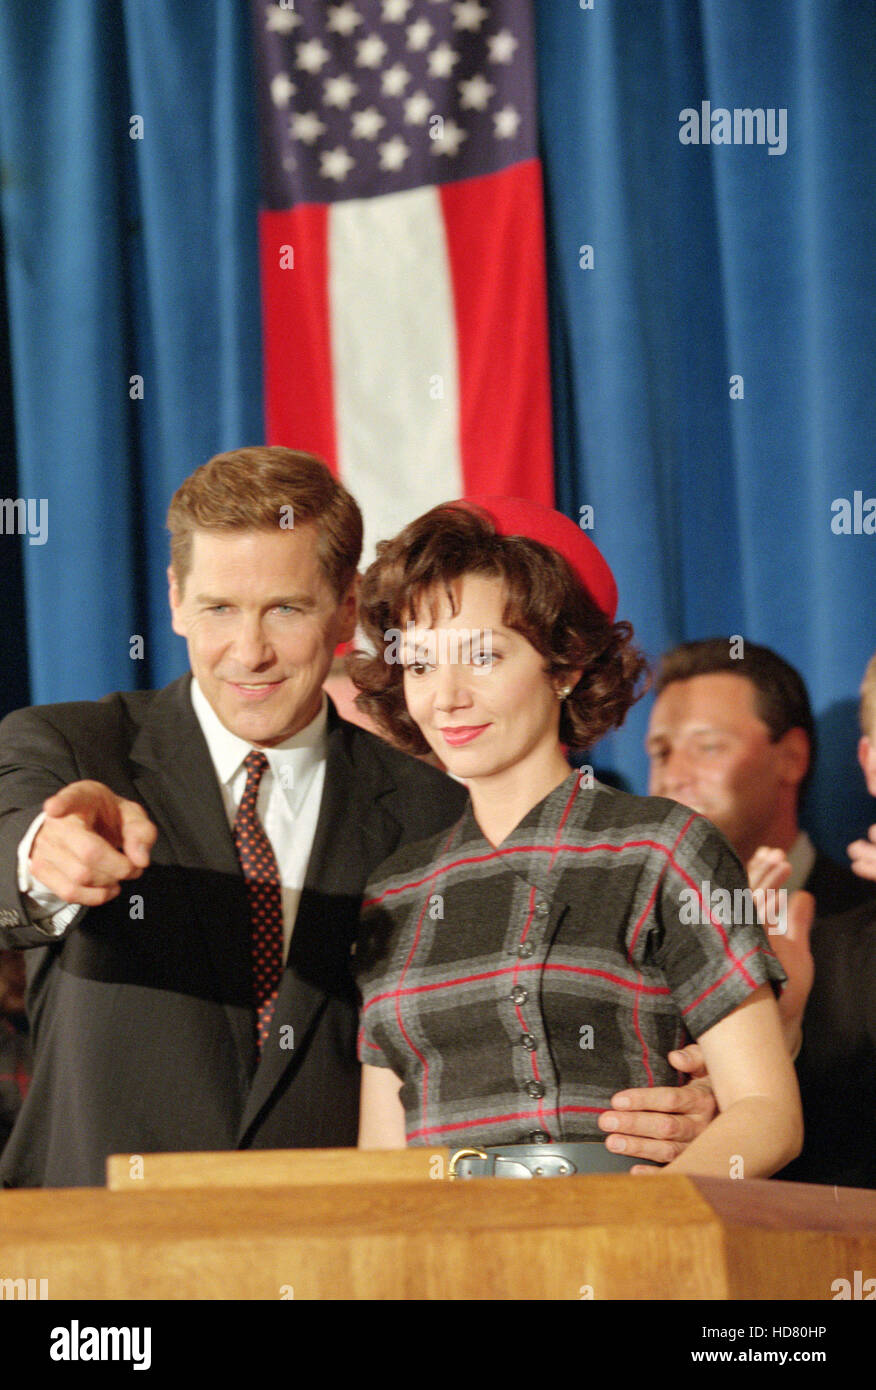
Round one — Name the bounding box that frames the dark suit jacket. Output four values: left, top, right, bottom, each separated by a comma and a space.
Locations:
803, 849, 876, 919
777, 900, 876, 1189
0, 676, 467, 1187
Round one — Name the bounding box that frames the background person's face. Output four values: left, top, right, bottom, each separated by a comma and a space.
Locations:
401, 573, 564, 783
646, 672, 789, 856
169, 525, 356, 746
858, 729, 876, 796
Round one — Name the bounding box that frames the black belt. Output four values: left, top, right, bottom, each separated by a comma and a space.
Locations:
448, 1141, 653, 1179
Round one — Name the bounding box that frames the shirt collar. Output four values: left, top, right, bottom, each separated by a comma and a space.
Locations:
190, 677, 328, 816
786, 829, 816, 893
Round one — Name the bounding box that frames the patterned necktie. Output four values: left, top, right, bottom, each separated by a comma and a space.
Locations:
233, 751, 284, 1054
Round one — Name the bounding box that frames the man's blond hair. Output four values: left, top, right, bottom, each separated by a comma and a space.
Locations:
167, 446, 362, 598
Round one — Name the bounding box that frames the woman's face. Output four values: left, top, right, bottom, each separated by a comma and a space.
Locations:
401, 573, 568, 782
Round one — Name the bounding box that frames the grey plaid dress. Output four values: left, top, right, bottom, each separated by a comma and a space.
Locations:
355, 771, 786, 1147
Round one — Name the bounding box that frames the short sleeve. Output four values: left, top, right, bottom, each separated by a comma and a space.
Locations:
357, 1029, 394, 1068
653, 815, 788, 1039
354, 889, 403, 1070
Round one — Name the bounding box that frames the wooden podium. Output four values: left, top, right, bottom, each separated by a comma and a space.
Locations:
1, 1150, 874, 1299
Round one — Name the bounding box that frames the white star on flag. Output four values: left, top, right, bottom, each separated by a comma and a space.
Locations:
381, 0, 412, 19
289, 110, 327, 145
270, 72, 297, 108
452, 1, 490, 32
327, 3, 363, 35
403, 91, 434, 125
430, 118, 468, 156
487, 29, 518, 64
265, 4, 301, 34
296, 39, 331, 73
381, 63, 411, 96
427, 43, 460, 78
458, 73, 495, 110
493, 104, 521, 138
378, 135, 411, 170
356, 34, 389, 68
406, 18, 434, 51
323, 74, 360, 108
320, 146, 356, 181
351, 106, 387, 140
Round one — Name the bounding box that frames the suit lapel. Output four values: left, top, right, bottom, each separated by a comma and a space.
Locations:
129, 676, 256, 1085
236, 705, 403, 1142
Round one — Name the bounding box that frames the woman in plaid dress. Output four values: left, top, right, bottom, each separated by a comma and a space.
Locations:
350, 499, 802, 1178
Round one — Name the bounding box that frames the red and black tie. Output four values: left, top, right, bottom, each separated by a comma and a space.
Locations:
233, 751, 283, 1054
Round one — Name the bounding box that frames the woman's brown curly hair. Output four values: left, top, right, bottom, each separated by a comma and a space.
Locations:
350, 503, 649, 755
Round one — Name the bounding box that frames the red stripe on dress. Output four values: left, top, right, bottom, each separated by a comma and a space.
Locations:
549, 777, 582, 869
439, 161, 554, 505
259, 206, 337, 468
666, 856, 759, 988
364, 836, 701, 906
407, 1104, 605, 1143
359, 962, 671, 1018
681, 946, 762, 1017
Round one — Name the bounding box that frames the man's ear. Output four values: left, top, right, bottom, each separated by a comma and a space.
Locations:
335, 572, 360, 645
168, 565, 186, 637
858, 736, 876, 797
776, 726, 811, 788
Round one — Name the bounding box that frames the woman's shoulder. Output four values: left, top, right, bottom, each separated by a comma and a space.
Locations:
363, 818, 466, 907
582, 782, 744, 868
584, 780, 709, 835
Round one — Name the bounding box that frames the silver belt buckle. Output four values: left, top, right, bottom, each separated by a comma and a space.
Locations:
493, 1156, 538, 1178
496, 1152, 578, 1178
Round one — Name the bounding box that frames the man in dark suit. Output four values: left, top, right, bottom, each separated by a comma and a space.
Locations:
0, 447, 466, 1187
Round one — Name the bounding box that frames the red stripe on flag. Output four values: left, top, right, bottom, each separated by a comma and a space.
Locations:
440, 160, 554, 505
259, 206, 338, 471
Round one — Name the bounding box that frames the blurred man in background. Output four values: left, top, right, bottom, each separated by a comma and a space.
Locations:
646, 638, 875, 916
848, 652, 876, 884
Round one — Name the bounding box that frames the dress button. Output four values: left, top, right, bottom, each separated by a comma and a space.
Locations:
534, 901, 549, 918
516, 941, 534, 958
520, 1033, 537, 1051
510, 985, 528, 1005
529, 1130, 551, 1144
526, 1080, 546, 1099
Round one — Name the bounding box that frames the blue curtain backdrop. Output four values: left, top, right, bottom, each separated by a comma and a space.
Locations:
535, 0, 876, 856
0, 0, 263, 698
0, 0, 874, 857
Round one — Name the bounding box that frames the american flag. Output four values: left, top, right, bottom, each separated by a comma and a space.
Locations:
253, 0, 553, 556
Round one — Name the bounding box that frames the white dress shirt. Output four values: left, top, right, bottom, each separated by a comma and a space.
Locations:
18, 679, 329, 960
190, 678, 327, 961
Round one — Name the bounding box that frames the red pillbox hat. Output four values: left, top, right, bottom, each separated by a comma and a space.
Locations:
459, 496, 618, 621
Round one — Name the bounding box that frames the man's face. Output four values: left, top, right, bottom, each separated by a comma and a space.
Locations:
859, 728, 876, 796
646, 673, 795, 858
169, 525, 356, 746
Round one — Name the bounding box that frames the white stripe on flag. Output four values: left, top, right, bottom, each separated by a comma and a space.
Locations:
329, 186, 464, 567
